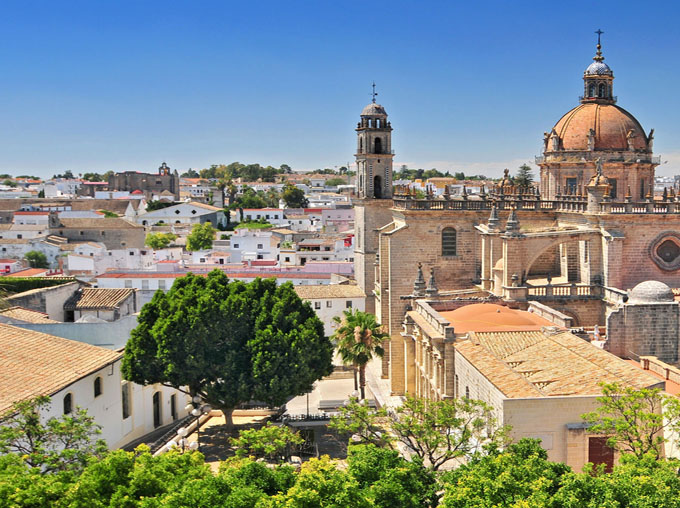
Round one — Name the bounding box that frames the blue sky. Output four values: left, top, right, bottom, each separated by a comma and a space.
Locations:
1, 1, 679, 178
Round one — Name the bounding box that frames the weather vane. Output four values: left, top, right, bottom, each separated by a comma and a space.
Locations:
371, 82, 378, 103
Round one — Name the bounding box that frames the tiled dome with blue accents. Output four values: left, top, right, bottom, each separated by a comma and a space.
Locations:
585, 60, 613, 76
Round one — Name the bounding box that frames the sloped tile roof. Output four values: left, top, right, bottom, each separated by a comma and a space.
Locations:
0, 324, 122, 413
58, 218, 142, 229
64, 288, 135, 310
0, 306, 59, 323
294, 284, 365, 300
456, 330, 663, 398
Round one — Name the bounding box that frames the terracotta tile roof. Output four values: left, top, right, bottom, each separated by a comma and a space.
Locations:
0, 306, 59, 323
295, 284, 365, 300
4, 268, 50, 277
0, 324, 122, 413
456, 330, 663, 398
64, 288, 135, 310
0, 259, 19, 264
58, 218, 142, 229
439, 303, 555, 333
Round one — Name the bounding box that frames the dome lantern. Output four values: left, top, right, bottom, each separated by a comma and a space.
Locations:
582, 30, 615, 104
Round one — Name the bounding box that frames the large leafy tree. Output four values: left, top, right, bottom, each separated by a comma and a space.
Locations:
441, 439, 571, 508
186, 222, 216, 251
144, 232, 177, 250
281, 183, 308, 208
0, 396, 107, 474
581, 382, 680, 459
332, 309, 388, 399
331, 395, 508, 472
121, 271, 333, 425
24, 250, 49, 268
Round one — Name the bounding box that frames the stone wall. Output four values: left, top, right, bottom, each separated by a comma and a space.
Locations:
6, 281, 81, 321
607, 301, 680, 362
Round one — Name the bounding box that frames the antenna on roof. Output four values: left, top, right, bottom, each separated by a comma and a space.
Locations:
371, 82, 378, 103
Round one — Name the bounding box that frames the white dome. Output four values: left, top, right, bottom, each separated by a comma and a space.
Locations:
629, 280, 675, 303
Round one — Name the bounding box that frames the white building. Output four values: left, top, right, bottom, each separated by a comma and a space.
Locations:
136, 201, 225, 227
229, 227, 276, 263
241, 208, 287, 226
294, 284, 366, 336
66, 244, 154, 277
0, 324, 190, 450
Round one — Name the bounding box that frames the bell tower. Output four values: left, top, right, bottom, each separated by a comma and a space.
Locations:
356, 83, 393, 199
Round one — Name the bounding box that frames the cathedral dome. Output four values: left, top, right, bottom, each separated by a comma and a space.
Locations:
361, 103, 387, 116
629, 280, 675, 303
552, 103, 648, 152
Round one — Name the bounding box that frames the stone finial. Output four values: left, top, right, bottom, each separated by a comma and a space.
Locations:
625, 186, 632, 201
413, 262, 426, 297
645, 181, 653, 201
426, 267, 438, 297
663, 187, 668, 201
487, 205, 500, 231
504, 205, 521, 236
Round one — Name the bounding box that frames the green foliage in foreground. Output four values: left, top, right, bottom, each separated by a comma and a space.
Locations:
0, 444, 434, 508
4, 439, 680, 508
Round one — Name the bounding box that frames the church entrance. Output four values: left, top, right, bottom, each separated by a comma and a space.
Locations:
373, 176, 382, 198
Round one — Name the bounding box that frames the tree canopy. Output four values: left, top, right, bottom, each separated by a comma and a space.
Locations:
186, 222, 216, 251
144, 232, 177, 250
121, 271, 333, 423
24, 250, 49, 268
281, 183, 308, 208
514, 164, 534, 188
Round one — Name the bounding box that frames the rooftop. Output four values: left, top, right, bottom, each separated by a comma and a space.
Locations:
0, 324, 122, 413
0, 306, 59, 324
64, 288, 135, 311
294, 284, 365, 300
439, 303, 555, 333
456, 330, 662, 398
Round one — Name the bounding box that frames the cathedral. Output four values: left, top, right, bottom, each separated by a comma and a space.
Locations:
354, 34, 680, 403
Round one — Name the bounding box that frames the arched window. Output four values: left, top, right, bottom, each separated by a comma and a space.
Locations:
373, 175, 382, 199
63, 393, 72, 414
94, 377, 102, 398
375, 118, 380, 128
455, 374, 459, 398
359, 138, 363, 153
442, 228, 457, 256
598, 83, 606, 97
588, 83, 596, 97
374, 137, 382, 154
465, 386, 470, 399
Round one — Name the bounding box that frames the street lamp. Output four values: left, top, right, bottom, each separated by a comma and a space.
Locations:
187, 396, 212, 453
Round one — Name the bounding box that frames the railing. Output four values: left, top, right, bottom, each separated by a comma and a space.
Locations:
511, 283, 601, 301
599, 201, 680, 214
392, 195, 588, 213
535, 153, 660, 165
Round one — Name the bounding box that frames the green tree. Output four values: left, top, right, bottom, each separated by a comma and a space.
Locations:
282, 183, 309, 208
181, 169, 200, 178
38, 189, 45, 198
234, 187, 268, 209
441, 439, 571, 508
326, 177, 347, 187
581, 382, 680, 459
24, 250, 49, 268
146, 200, 175, 211
98, 209, 118, 218
0, 396, 107, 474
332, 309, 388, 399
514, 163, 534, 188
186, 222, 216, 251
332, 395, 508, 472
3, 179, 17, 188
230, 422, 304, 462
145, 232, 177, 250
280, 164, 292, 174
122, 271, 333, 425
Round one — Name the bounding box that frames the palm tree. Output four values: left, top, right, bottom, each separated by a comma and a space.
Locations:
332, 309, 389, 400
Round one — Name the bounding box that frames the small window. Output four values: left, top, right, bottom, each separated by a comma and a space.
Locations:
101, 231, 105, 236
170, 394, 177, 421
16, 234, 22, 239
326, 301, 332, 308
233, 243, 239, 249
122, 383, 131, 419
80, 231, 84, 235
442, 228, 457, 256
124, 280, 133, 288
63, 393, 73, 414
314, 301, 321, 309
346, 300, 352, 309
175, 210, 180, 214
284, 257, 290, 262
200, 258, 206, 263
142, 280, 149, 290
465, 386, 470, 399
129, 251, 134, 256
94, 377, 102, 397
158, 280, 166, 290
257, 244, 263, 249
257, 254, 263, 260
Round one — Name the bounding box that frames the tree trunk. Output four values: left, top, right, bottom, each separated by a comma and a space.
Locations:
222, 408, 234, 429
359, 365, 366, 400
354, 365, 359, 392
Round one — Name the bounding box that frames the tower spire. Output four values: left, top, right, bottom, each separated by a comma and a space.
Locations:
371, 82, 378, 103
594, 29, 604, 62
